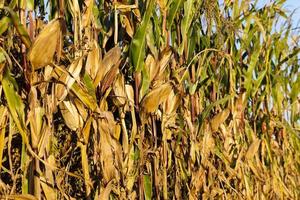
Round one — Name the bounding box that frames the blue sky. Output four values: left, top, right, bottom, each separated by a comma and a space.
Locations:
285, 0, 300, 25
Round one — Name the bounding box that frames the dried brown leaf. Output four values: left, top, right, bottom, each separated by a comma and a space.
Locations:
86, 41, 101, 79
113, 73, 126, 106
121, 14, 134, 38
94, 46, 121, 87
29, 19, 63, 70
99, 181, 113, 200
59, 100, 83, 131
157, 48, 172, 78
210, 108, 230, 132
98, 112, 122, 183
145, 54, 158, 83
245, 138, 261, 160
125, 84, 134, 104
100, 62, 120, 94
55, 58, 83, 101
141, 82, 173, 113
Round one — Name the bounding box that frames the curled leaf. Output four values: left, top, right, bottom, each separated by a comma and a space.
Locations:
59, 100, 83, 131
145, 54, 158, 83
245, 138, 261, 160
130, 0, 155, 72
120, 14, 134, 38
94, 46, 121, 87
86, 41, 101, 79
28, 18, 63, 70
100, 62, 120, 94
113, 73, 127, 106
210, 108, 230, 132
55, 58, 83, 101
141, 82, 173, 113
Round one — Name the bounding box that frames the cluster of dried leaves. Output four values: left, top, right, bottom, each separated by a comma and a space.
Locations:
0, 0, 299, 199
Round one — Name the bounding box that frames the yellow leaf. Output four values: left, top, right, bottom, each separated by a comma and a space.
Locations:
100, 63, 120, 94
55, 58, 83, 101
28, 18, 63, 70
82, 0, 94, 27
125, 84, 134, 105
113, 73, 126, 106
0, 106, 8, 172
245, 138, 261, 160
141, 83, 173, 113
157, 48, 172, 78
1, 194, 38, 200
145, 54, 158, 83
82, 117, 92, 144
121, 14, 134, 38
59, 100, 83, 131
99, 181, 113, 200
73, 99, 88, 122
40, 178, 56, 200
94, 46, 121, 87
86, 41, 101, 79
210, 108, 230, 132
163, 89, 180, 115
80, 143, 92, 196
28, 88, 44, 148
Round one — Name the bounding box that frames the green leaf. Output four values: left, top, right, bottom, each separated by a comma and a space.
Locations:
83, 72, 97, 101
0, 16, 10, 35
3, 7, 31, 48
252, 68, 267, 96
130, 0, 155, 72
8, 0, 17, 8
152, 13, 162, 48
179, 0, 195, 55
26, 0, 34, 10
143, 174, 152, 200
139, 66, 150, 101
272, 82, 283, 113
167, 0, 183, 30
244, 42, 261, 97
200, 94, 233, 122
71, 81, 97, 111
187, 27, 196, 62
146, 21, 158, 59
290, 76, 300, 103
233, 0, 239, 20
1, 68, 27, 139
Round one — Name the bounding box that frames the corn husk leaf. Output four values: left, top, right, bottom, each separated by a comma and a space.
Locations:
210, 108, 230, 132
94, 46, 121, 87
28, 18, 63, 70
59, 100, 83, 131
141, 82, 172, 113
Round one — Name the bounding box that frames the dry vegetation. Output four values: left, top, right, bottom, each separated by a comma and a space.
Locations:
0, 0, 300, 199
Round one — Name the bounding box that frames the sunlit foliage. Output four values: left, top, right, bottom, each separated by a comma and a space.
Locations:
0, 0, 299, 199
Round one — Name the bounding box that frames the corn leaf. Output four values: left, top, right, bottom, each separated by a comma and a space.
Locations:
1, 68, 27, 138
130, 0, 155, 72
167, 0, 183, 30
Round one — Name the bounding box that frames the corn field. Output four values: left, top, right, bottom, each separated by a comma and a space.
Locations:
0, 0, 299, 199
